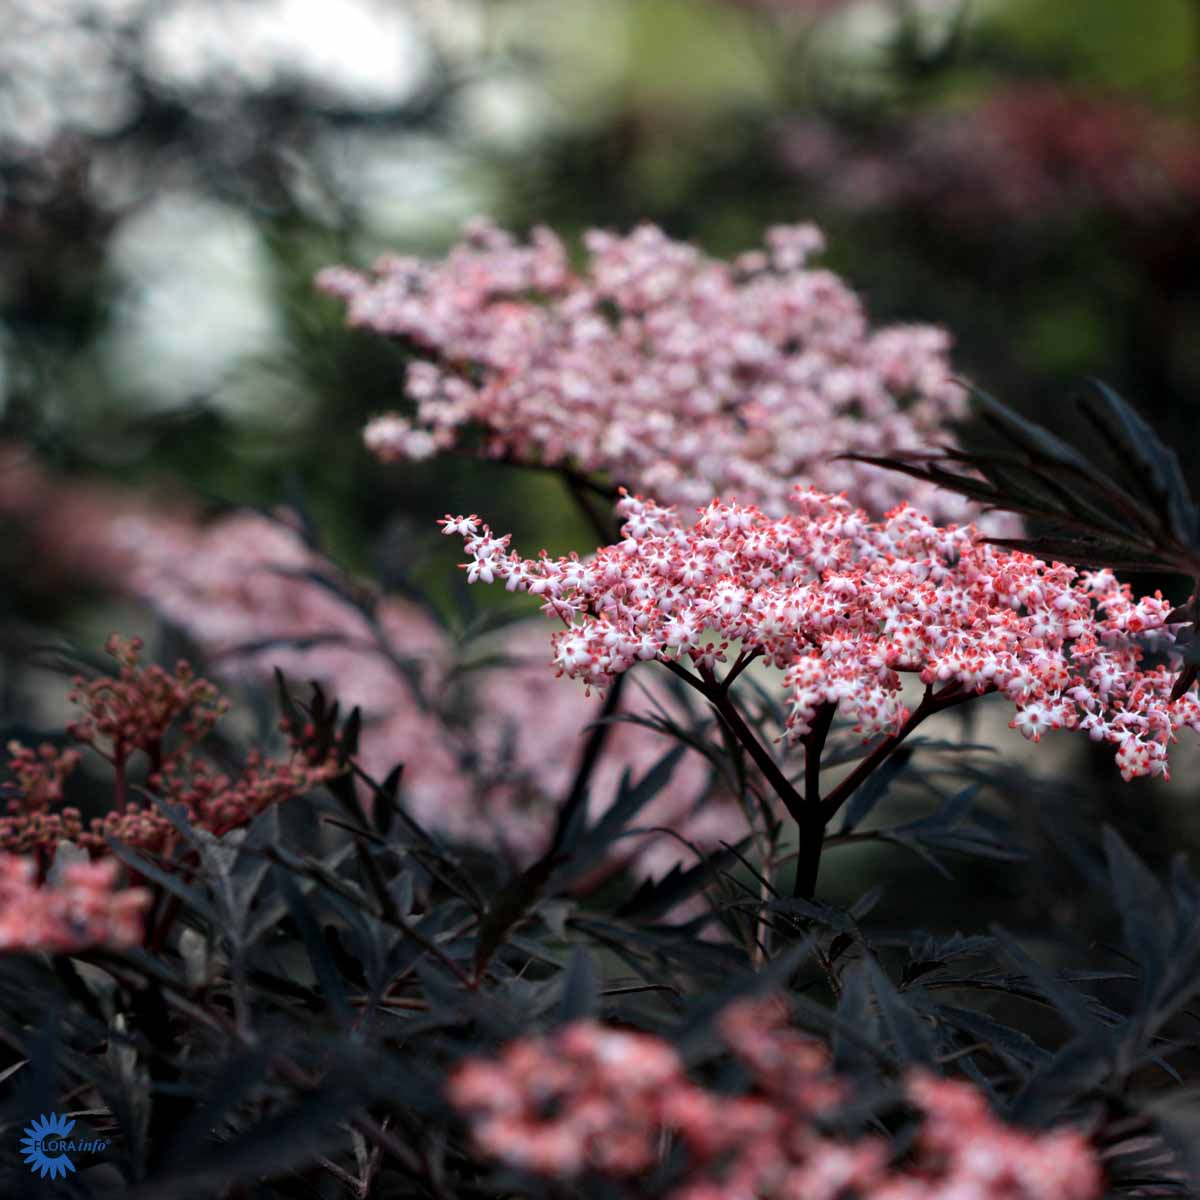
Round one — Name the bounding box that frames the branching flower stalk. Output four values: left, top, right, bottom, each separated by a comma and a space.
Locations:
445, 488, 1200, 899
662, 659, 991, 896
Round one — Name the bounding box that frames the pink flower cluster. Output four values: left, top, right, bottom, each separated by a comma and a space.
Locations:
449, 999, 1103, 1198
318, 219, 988, 524
0, 854, 150, 955
445, 488, 1200, 781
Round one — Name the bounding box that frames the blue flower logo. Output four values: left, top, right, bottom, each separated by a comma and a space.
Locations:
20, 1112, 78, 1180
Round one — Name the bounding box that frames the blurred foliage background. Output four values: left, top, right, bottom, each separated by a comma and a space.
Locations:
4, 0, 1200, 920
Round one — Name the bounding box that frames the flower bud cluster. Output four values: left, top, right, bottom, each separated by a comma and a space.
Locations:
4, 742, 80, 813
3, 637, 340, 861
445, 488, 1200, 780
67, 634, 228, 770
319, 219, 993, 524
0, 854, 150, 954
449, 999, 1102, 1198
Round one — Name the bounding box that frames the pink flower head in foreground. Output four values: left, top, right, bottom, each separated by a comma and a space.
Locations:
318, 219, 999, 525
445, 488, 1200, 781
0, 854, 150, 954
449, 1000, 1103, 1198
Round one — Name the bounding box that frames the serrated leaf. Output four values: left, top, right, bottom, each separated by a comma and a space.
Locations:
105, 840, 217, 924
161, 1049, 274, 1169
992, 927, 1106, 1047
588, 744, 688, 849
833, 963, 878, 1072
615, 840, 747, 922
923, 1002, 1050, 1068
144, 1077, 365, 1194
1082, 380, 1197, 546
765, 896, 857, 934
1142, 1101, 1200, 1192
1103, 826, 1171, 1010
275, 866, 352, 1026
473, 850, 561, 975
1009, 1036, 1111, 1125
865, 957, 934, 1064
843, 383, 1200, 587
373, 763, 403, 837
972, 385, 1102, 476
984, 538, 1171, 574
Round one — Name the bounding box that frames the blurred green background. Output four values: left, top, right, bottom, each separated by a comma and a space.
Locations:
3, 0, 1200, 909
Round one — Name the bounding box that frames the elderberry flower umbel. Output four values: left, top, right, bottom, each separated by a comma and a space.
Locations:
318, 219, 995, 523
0, 855, 150, 954
448, 999, 1103, 1198
445, 489, 1200, 781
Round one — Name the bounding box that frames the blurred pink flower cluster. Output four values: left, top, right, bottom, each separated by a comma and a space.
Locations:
449, 998, 1103, 1198
780, 85, 1200, 227
447, 487, 1198, 780
0, 442, 193, 591
318, 219, 988, 524
0, 855, 150, 954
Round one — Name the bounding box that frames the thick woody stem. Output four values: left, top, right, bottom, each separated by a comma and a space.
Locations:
794, 702, 837, 898
804, 703, 837, 810
722, 647, 764, 692
661, 660, 992, 902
